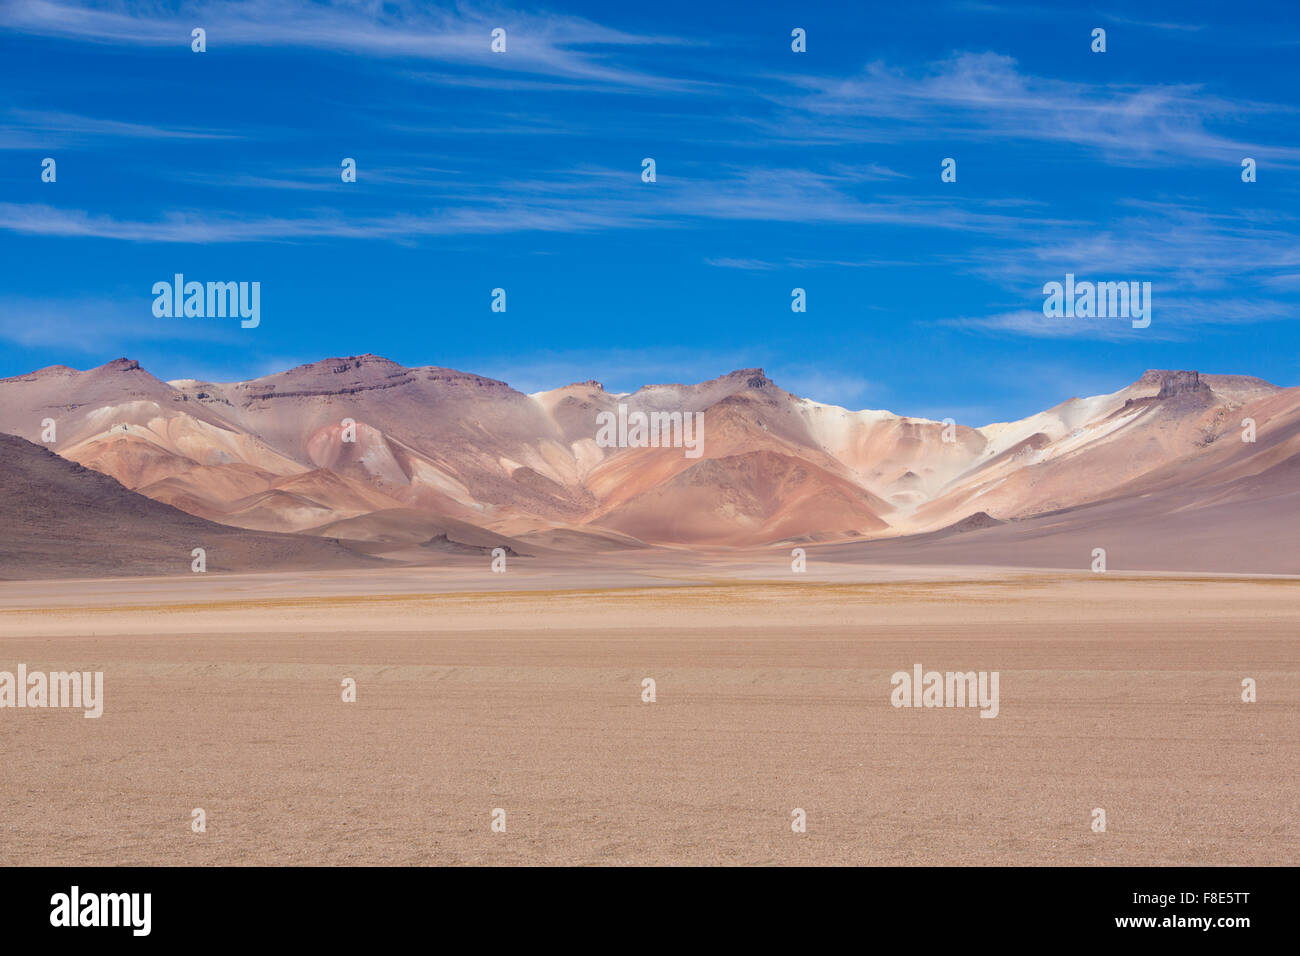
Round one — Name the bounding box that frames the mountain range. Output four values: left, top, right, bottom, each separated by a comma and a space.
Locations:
1, 355, 1296, 577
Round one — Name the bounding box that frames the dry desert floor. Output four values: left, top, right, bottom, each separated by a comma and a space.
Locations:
1, 561, 1296, 865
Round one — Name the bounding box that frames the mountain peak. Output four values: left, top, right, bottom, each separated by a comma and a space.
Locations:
102, 357, 143, 373
301, 354, 403, 374
1133, 369, 1210, 399
726, 368, 773, 389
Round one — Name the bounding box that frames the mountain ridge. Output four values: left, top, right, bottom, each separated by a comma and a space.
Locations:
1, 356, 1294, 559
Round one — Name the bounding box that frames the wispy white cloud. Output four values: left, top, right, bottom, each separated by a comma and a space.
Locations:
4, 159, 1296, 344
955, 200, 1300, 295
705, 257, 779, 271
941, 308, 1177, 341
161, 161, 471, 193
1, 108, 238, 145
706, 255, 919, 271
943, 294, 1294, 340
768, 51, 1300, 166
0, 200, 638, 242
1106, 14, 1206, 33
953, 3, 1207, 33
0, 294, 242, 352
0, 0, 703, 91
0, 165, 1058, 243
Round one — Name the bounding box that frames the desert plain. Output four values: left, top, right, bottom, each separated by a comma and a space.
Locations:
2, 556, 1295, 866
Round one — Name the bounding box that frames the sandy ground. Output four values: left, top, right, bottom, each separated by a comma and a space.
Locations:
0, 563, 1296, 866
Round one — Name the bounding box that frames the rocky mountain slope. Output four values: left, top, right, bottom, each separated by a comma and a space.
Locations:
0, 432, 376, 579
0, 357, 1294, 566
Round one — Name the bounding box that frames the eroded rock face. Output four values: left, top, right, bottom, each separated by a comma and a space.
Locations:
1154, 370, 1209, 400
1133, 369, 1211, 400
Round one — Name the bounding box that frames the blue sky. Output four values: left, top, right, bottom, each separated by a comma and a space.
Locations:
1, 0, 1298, 424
